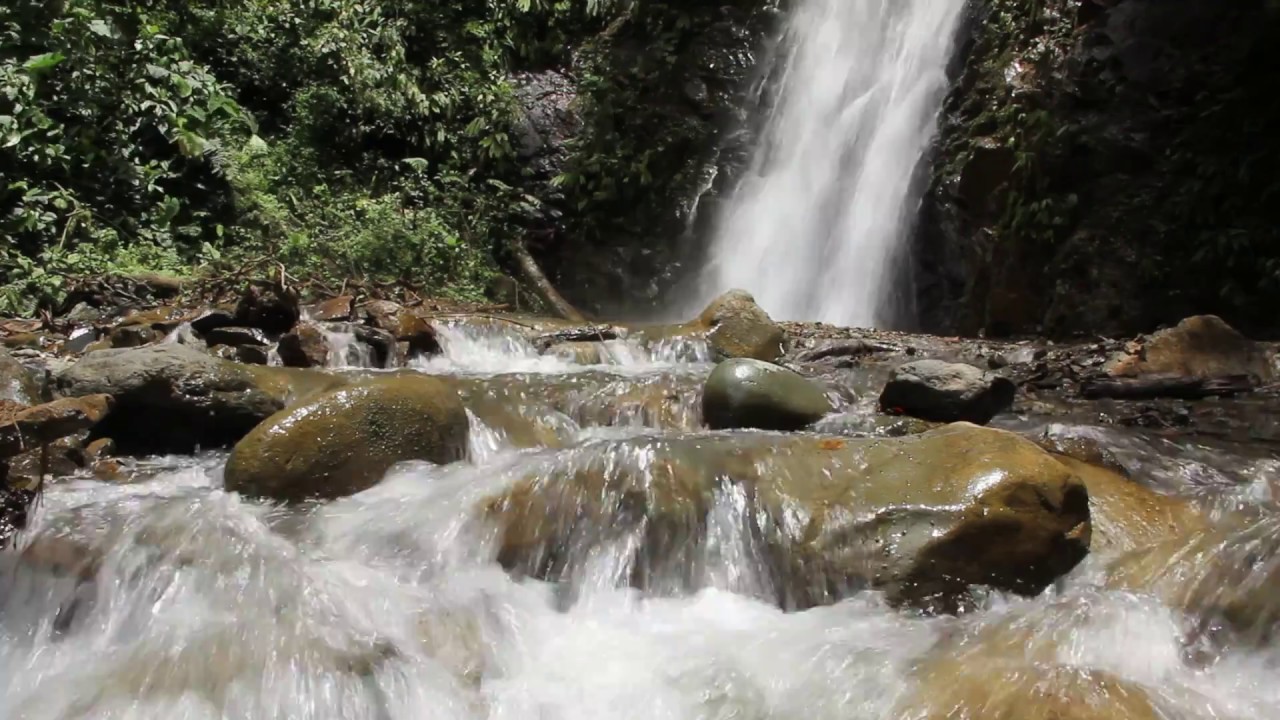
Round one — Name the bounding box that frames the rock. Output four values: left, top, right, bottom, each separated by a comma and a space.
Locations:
1106, 315, 1274, 383
189, 308, 237, 336
879, 359, 1016, 424
1102, 517, 1280, 648
5, 433, 89, 484
697, 289, 786, 362
234, 281, 300, 334
1053, 455, 1205, 556
811, 412, 939, 438
486, 424, 1091, 608
351, 324, 399, 367
83, 437, 115, 463
534, 325, 623, 351
0, 395, 113, 457
115, 306, 189, 335
235, 345, 271, 365
359, 301, 440, 358
278, 323, 331, 368
306, 295, 355, 322
544, 342, 603, 365
511, 70, 578, 179
1035, 425, 1130, 477
898, 619, 1167, 720
1, 332, 50, 350
701, 358, 832, 431
224, 376, 469, 502
55, 344, 345, 453
64, 327, 100, 354
0, 347, 40, 404
108, 324, 160, 348
203, 326, 272, 348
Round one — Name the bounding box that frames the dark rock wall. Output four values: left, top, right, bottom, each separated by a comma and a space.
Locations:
916, 0, 1280, 339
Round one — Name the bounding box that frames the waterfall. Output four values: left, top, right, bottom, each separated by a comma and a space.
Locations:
693, 0, 966, 328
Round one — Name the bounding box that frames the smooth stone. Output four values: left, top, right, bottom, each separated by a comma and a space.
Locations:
697, 289, 786, 362
701, 358, 832, 431
1106, 314, 1274, 382
224, 376, 469, 502
879, 359, 1016, 424
486, 423, 1091, 609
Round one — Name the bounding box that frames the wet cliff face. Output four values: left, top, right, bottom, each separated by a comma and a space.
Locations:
917, 0, 1280, 339
514, 1, 781, 318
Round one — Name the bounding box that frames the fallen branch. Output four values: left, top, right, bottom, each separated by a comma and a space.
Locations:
507, 239, 585, 323
1080, 374, 1257, 400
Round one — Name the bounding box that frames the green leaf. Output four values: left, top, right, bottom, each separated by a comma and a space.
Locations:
23, 53, 66, 73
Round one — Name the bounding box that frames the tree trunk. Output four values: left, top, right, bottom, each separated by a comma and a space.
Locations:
508, 240, 586, 323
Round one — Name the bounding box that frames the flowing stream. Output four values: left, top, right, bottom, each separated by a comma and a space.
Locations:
693, 0, 967, 327
3, 319, 1280, 718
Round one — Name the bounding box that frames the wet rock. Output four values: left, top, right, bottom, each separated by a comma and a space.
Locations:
64, 327, 100, 355
108, 324, 161, 348
534, 325, 623, 351
224, 376, 469, 502
1106, 315, 1274, 383
83, 437, 115, 463
1035, 425, 1130, 477
278, 323, 331, 368
701, 358, 832, 431
203, 326, 272, 348
55, 344, 345, 453
351, 324, 399, 367
234, 281, 300, 334
811, 412, 939, 438
0, 347, 40, 404
697, 289, 786, 362
486, 424, 1091, 609
0, 395, 113, 457
899, 615, 1170, 720
1, 332, 49, 350
306, 295, 355, 322
359, 301, 440, 358
115, 306, 189, 335
1053, 456, 1205, 555
235, 345, 271, 365
879, 359, 1016, 424
544, 342, 603, 365
5, 433, 89, 484
189, 308, 237, 336
511, 69, 578, 180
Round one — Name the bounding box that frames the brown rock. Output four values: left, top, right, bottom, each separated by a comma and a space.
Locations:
697, 289, 786, 362
1106, 315, 1274, 382
306, 295, 356, 322
0, 395, 113, 457
115, 306, 189, 334
278, 323, 331, 368
0, 346, 41, 404
234, 281, 300, 334
224, 376, 469, 502
360, 300, 441, 357
486, 424, 1091, 609
83, 437, 116, 463
109, 324, 161, 348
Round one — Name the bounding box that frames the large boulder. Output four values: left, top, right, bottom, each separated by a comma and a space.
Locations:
234, 281, 300, 334
1106, 315, 1274, 383
0, 347, 40, 405
55, 344, 344, 453
879, 359, 1016, 424
701, 358, 832, 430
697, 290, 786, 362
277, 323, 332, 368
485, 424, 1091, 609
224, 376, 469, 502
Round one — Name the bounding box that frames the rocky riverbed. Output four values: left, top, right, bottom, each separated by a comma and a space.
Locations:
1, 282, 1279, 718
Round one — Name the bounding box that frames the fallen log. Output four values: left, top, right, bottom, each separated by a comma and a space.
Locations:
794, 339, 896, 363
508, 240, 585, 323
1080, 374, 1257, 400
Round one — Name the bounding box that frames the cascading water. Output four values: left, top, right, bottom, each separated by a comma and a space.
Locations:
3, 316, 1280, 718
692, 0, 967, 327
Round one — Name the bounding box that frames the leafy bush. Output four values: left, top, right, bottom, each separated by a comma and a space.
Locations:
0, 0, 624, 314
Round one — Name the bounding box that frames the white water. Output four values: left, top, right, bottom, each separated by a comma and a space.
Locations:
4, 320, 1280, 718
694, 0, 967, 327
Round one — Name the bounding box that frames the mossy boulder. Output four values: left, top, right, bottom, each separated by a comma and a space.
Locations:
698, 289, 786, 362
55, 344, 344, 453
701, 358, 832, 430
485, 423, 1091, 609
224, 376, 469, 502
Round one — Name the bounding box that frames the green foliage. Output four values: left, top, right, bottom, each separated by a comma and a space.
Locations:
0, 0, 625, 314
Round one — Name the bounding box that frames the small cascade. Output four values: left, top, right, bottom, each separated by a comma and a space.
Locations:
317, 325, 375, 369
